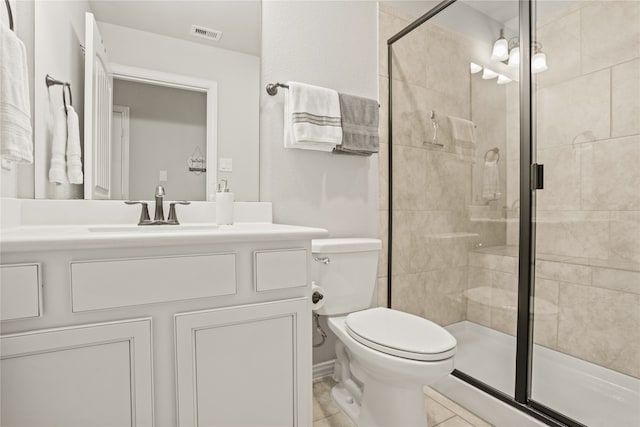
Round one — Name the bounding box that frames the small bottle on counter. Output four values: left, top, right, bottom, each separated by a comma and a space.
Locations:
215, 179, 234, 225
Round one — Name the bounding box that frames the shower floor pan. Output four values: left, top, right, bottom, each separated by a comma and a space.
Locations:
439, 321, 639, 427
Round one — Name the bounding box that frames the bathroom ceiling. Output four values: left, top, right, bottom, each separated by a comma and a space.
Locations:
88, 0, 261, 56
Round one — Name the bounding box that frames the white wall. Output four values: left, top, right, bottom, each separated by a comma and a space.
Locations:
113, 80, 207, 201
260, 1, 379, 364
260, 1, 379, 236
33, 0, 90, 199
99, 22, 260, 202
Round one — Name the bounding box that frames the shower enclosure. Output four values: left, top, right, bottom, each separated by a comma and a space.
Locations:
383, 1, 639, 426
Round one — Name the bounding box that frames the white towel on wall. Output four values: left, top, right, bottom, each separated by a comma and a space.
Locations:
66, 106, 83, 184
48, 106, 68, 184
0, 23, 33, 164
284, 81, 342, 151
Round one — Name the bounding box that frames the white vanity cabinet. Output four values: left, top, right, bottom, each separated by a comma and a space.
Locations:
0, 226, 324, 427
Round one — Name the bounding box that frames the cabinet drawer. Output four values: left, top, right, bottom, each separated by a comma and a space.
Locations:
254, 249, 307, 292
0, 264, 42, 321
71, 253, 236, 312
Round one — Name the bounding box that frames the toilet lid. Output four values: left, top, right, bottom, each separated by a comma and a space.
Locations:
345, 308, 457, 362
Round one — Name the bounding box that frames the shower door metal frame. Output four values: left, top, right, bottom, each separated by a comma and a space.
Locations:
386, 2, 585, 426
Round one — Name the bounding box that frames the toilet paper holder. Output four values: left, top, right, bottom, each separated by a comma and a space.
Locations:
312, 291, 324, 304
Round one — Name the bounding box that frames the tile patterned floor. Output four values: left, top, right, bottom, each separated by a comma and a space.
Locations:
313, 377, 494, 427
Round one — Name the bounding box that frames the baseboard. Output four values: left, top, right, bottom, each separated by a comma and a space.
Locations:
313, 359, 335, 380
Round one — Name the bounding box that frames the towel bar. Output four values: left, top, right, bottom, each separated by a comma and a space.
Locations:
45, 75, 73, 115
266, 82, 380, 108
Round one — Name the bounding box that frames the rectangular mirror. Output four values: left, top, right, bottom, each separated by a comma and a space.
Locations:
34, 1, 261, 201
110, 72, 213, 201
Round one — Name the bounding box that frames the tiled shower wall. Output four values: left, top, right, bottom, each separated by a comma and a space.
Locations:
377, 5, 507, 325
468, 246, 640, 378
502, 0, 640, 378
506, 0, 640, 265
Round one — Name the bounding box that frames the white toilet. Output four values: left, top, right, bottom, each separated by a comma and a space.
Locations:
312, 238, 457, 427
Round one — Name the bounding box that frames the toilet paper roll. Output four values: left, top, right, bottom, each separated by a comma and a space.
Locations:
311, 283, 326, 311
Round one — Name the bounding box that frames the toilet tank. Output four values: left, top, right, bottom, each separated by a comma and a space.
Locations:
312, 238, 382, 316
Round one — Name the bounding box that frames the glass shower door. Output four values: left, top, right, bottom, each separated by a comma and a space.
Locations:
385, 0, 522, 399
530, 1, 640, 425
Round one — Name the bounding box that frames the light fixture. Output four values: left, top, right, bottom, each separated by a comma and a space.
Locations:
497, 39, 548, 73
497, 74, 512, 85
532, 43, 548, 73
482, 68, 498, 79
491, 29, 509, 61
470, 62, 483, 74
508, 45, 519, 68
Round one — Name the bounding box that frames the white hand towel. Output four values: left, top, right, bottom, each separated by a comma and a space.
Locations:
284, 82, 342, 151
0, 23, 33, 163
66, 106, 83, 184
48, 106, 68, 184
449, 116, 476, 147
482, 159, 501, 202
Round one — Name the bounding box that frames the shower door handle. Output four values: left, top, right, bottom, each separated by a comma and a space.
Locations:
532, 164, 544, 190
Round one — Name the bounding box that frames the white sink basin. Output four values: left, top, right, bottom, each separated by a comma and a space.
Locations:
88, 224, 219, 233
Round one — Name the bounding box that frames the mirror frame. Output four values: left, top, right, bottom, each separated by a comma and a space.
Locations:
103, 63, 217, 201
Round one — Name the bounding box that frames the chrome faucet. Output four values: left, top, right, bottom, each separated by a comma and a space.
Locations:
125, 185, 191, 225
154, 185, 166, 222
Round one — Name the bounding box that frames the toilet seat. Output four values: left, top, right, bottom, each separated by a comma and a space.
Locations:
345, 308, 457, 362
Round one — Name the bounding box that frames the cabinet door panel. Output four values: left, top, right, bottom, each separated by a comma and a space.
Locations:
175, 298, 310, 427
0, 263, 41, 321
196, 316, 294, 426
1, 318, 153, 427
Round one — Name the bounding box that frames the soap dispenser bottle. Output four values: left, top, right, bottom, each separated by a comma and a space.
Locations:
215, 179, 234, 225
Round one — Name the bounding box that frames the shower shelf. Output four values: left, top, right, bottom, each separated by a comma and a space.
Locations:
425, 232, 479, 240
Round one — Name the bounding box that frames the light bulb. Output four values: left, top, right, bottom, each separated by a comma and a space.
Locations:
532, 52, 548, 73
470, 62, 483, 74
508, 46, 520, 68
497, 74, 512, 85
482, 68, 498, 79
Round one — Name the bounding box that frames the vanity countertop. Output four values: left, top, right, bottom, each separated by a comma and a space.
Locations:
0, 223, 329, 252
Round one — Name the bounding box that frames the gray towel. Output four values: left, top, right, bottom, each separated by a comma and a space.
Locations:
335, 93, 379, 156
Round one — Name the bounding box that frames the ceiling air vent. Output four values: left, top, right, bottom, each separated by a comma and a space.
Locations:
190, 25, 223, 42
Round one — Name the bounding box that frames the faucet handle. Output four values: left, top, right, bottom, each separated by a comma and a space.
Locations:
125, 201, 151, 225
167, 201, 191, 225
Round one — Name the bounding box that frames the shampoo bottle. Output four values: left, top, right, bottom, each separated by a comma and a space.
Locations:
215, 179, 234, 225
